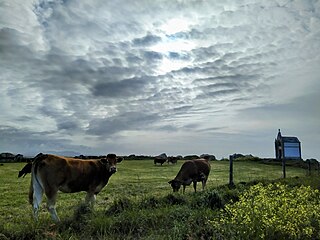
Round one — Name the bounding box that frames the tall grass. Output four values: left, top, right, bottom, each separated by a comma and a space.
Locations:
212, 183, 320, 239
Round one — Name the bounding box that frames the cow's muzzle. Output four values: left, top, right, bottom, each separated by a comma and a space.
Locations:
109, 166, 117, 174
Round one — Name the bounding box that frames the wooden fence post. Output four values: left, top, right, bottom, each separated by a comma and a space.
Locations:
282, 158, 286, 179
229, 155, 234, 187
307, 159, 311, 176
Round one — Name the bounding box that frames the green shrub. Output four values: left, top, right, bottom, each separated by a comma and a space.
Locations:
191, 190, 225, 209
139, 196, 161, 209
212, 183, 320, 239
164, 194, 187, 205
105, 197, 134, 216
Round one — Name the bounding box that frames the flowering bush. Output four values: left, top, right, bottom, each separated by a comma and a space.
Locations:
212, 183, 320, 239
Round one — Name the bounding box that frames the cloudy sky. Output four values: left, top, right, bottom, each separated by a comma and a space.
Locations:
1, 0, 319, 159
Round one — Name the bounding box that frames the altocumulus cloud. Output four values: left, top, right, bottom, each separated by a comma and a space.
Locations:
0, 0, 319, 158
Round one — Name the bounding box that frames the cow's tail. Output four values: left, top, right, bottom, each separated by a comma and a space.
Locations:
30, 153, 46, 219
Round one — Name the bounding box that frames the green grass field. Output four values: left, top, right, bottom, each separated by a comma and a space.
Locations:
0, 160, 313, 239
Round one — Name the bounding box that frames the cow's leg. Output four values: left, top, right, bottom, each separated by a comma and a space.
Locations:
85, 192, 96, 206
193, 180, 197, 192
29, 181, 34, 205
201, 178, 207, 191
45, 188, 60, 222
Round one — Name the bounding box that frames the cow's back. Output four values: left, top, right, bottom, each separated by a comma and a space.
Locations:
176, 159, 210, 180
35, 155, 75, 182
175, 160, 197, 180
193, 159, 211, 176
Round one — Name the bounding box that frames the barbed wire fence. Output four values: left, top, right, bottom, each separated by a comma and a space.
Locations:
228, 155, 319, 187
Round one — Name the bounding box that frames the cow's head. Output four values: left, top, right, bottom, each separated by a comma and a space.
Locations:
168, 179, 182, 192
100, 154, 117, 174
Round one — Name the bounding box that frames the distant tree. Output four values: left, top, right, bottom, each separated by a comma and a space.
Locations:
183, 155, 199, 160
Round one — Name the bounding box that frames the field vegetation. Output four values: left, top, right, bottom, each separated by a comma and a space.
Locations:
0, 158, 319, 239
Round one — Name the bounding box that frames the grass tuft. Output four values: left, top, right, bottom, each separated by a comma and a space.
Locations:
105, 197, 134, 216
164, 193, 187, 205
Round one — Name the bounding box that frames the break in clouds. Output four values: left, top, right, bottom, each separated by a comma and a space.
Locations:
0, 0, 320, 158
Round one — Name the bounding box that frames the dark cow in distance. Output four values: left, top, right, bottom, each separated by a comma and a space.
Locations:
154, 158, 166, 165
167, 156, 178, 164
168, 158, 210, 193
18, 162, 32, 178
154, 153, 167, 166
27, 153, 122, 222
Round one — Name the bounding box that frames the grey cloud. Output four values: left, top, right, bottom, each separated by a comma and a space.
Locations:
56, 120, 80, 131
197, 89, 240, 99
172, 105, 193, 113
239, 91, 320, 128
205, 83, 239, 89
132, 34, 162, 46
194, 73, 263, 102
191, 46, 220, 62
91, 77, 148, 98
32, 53, 138, 93
87, 111, 159, 136
168, 52, 190, 60
0, 28, 24, 49
126, 53, 144, 66
143, 51, 163, 61
172, 66, 204, 76
0, 28, 39, 66
0, 125, 90, 155
155, 125, 178, 132
196, 127, 226, 133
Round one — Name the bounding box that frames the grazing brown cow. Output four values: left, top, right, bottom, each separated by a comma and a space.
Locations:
168, 159, 210, 193
29, 153, 121, 222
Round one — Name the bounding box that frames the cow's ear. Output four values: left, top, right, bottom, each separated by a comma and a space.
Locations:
107, 153, 116, 159
100, 158, 109, 165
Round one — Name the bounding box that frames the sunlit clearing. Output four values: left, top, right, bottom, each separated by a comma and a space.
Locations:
156, 57, 189, 74
152, 38, 195, 53
152, 39, 195, 74
151, 18, 195, 74
160, 18, 190, 35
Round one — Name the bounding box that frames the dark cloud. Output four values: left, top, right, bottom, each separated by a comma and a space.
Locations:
197, 88, 240, 99
87, 111, 160, 136
172, 105, 193, 113
168, 51, 190, 60
143, 51, 163, 61
91, 77, 148, 98
132, 34, 162, 46
0, 125, 90, 155
56, 120, 80, 131
0, 28, 38, 66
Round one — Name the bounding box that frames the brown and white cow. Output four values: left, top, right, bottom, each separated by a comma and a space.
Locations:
28, 153, 121, 222
168, 158, 210, 193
